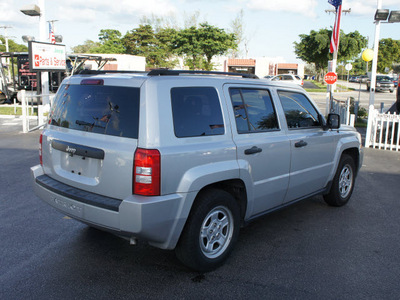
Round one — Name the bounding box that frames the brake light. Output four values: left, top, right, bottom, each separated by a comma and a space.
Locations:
133, 148, 160, 196
39, 133, 43, 166
80, 79, 104, 85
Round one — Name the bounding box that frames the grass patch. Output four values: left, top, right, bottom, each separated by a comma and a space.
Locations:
355, 122, 367, 128
0, 106, 38, 116
304, 80, 354, 93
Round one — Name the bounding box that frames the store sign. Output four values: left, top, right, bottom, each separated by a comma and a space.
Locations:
29, 41, 66, 72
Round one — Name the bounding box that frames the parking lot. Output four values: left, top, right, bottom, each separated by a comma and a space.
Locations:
1, 117, 400, 299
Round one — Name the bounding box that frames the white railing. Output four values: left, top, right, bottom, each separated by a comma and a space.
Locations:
331, 97, 354, 126
365, 105, 400, 151
20, 90, 54, 133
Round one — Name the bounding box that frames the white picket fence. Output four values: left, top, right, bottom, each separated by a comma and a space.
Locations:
365, 106, 400, 151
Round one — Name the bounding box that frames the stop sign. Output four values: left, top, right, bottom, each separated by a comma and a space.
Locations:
324, 72, 337, 85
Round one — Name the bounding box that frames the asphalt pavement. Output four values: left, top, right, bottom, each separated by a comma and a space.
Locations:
1, 117, 400, 299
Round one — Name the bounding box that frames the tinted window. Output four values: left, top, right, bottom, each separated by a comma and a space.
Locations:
278, 90, 320, 129
229, 88, 278, 133
171, 87, 224, 138
50, 84, 140, 139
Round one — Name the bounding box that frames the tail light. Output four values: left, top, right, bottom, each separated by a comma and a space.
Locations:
133, 148, 160, 196
39, 133, 43, 166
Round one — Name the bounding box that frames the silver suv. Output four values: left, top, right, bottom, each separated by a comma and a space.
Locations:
31, 70, 363, 272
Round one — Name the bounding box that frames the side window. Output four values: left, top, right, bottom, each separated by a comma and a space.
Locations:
171, 87, 224, 138
278, 90, 321, 129
229, 88, 279, 133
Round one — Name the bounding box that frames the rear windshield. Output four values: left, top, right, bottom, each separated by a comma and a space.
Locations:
50, 84, 140, 139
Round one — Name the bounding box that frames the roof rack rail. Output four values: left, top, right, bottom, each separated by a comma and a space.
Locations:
75, 70, 148, 75
147, 69, 259, 79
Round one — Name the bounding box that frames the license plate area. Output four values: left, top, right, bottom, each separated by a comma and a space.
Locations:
60, 152, 101, 178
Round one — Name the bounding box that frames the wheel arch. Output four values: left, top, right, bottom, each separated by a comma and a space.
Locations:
342, 147, 360, 176
191, 179, 248, 226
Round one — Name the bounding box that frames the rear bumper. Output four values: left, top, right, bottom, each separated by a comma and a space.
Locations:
31, 165, 193, 249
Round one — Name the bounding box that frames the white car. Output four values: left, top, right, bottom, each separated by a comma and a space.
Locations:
271, 74, 304, 86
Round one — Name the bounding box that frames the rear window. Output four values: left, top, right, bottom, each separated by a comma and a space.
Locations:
171, 87, 224, 138
50, 84, 140, 139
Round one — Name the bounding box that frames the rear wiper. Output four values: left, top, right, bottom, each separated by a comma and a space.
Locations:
75, 120, 105, 129
76, 120, 93, 127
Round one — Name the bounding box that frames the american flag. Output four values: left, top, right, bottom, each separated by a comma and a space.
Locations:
329, 0, 342, 54
49, 23, 56, 44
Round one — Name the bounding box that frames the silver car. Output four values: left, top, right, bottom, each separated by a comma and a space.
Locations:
31, 70, 363, 272
270, 74, 304, 86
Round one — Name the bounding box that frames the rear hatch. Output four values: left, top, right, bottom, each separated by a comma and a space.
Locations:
41, 75, 142, 199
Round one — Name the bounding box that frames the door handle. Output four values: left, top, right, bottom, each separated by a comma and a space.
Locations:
244, 146, 262, 155
295, 140, 308, 148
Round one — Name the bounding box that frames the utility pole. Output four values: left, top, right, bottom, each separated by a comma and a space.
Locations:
0, 25, 13, 82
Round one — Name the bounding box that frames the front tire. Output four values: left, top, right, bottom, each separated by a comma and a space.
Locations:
175, 189, 240, 272
324, 154, 356, 207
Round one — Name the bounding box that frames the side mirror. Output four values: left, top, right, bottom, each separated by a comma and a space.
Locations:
327, 113, 340, 129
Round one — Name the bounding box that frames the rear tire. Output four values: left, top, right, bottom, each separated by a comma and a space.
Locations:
324, 154, 356, 207
175, 189, 240, 272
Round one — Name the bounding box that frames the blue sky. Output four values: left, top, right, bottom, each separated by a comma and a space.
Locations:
1, 0, 399, 63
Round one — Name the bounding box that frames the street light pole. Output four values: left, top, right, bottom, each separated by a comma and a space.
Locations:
38, 0, 50, 105
368, 0, 382, 108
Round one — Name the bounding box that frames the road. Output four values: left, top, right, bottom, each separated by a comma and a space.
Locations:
1, 115, 400, 299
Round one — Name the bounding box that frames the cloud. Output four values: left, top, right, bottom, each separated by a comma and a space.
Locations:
58, 0, 177, 22
344, 0, 400, 16
244, 0, 318, 18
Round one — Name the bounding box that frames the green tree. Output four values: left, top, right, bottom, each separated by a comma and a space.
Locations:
198, 23, 236, 70
351, 56, 371, 75
294, 29, 367, 80
0, 37, 28, 52
93, 29, 124, 54
294, 29, 331, 80
377, 38, 400, 73
71, 39, 101, 53
0, 37, 28, 78
123, 25, 176, 68
173, 23, 237, 70
172, 26, 203, 69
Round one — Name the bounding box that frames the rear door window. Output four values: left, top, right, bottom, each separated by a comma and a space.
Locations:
171, 87, 224, 138
50, 84, 140, 139
229, 88, 279, 133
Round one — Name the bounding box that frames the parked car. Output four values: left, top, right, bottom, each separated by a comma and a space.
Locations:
270, 74, 304, 86
357, 75, 369, 83
366, 75, 395, 92
349, 76, 358, 83
31, 69, 363, 272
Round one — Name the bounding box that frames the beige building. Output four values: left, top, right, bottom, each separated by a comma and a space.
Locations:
213, 57, 305, 79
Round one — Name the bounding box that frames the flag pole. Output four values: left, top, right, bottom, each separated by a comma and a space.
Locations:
325, 0, 343, 115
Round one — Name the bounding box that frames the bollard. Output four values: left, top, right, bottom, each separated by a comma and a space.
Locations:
380, 102, 384, 113
354, 101, 359, 121
21, 90, 27, 133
